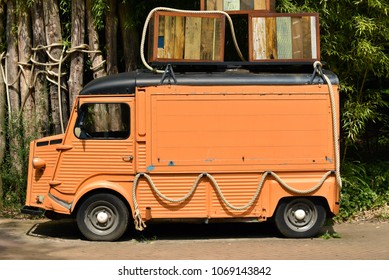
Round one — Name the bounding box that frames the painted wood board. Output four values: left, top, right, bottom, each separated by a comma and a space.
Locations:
301, 16, 312, 59
276, 17, 292, 59
310, 16, 317, 59
241, 0, 254, 10
265, 17, 277, 59
157, 16, 165, 58
184, 17, 202, 59
163, 16, 175, 59
206, 0, 223, 10
254, 0, 267, 10
291, 17, 303, 59
252, 17, 266, 60
224, 0, 240, 11
173, 16, 185, 59
213, 18, 223, 60
200, 17, 216, 60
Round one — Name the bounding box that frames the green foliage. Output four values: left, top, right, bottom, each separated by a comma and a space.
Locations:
321, 231, 341, 240
59, 0, 72, 41
92, 0, 109, 30
0, 118, 31, 207
338, 161, 389, 220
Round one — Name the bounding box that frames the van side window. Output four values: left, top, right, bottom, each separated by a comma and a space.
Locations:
74, 103, 130, 140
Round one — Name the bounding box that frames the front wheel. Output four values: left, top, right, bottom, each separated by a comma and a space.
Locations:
76, 193, 129, 241
274, 198, 326, 238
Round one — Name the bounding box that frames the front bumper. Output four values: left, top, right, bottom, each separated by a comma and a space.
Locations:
21, 206, 45, 216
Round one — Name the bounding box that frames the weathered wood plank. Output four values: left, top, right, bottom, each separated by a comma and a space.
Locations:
254, 0, 267, 10
216, 0, 223, 10
291, 17, 303, 59
301, 16, 312, 59
184, 17, 202, 59
173, 16, 185, 59
310, 16, 317, 59
164, 16, 175, 58
224, 0, 240, 11
157, 16, 165, 58
200, 17, 215, 60
213, 18, 223, 60
265, 17, 277, 59
276, 17, 292, 59
241, 0, 254, 10
207, 0, 216, 9
252, 17, 266, 60
206, 0, 223, 10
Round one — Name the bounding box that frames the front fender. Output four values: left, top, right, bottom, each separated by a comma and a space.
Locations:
71, 180, 134, 213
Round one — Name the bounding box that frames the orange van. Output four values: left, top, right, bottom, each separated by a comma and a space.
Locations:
22, 66, 341, 241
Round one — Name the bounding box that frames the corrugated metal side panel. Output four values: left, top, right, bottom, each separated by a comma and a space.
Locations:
135, 173, 266, 219
29, 146, 60, 204
209, 173, 265, 217
136, 142, 147, 171
136, 174, 208, 219
134, 171, 337, 220
55, 140, 134, 194
148, 92, 334, 172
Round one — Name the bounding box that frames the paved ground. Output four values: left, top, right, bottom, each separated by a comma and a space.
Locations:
0, 218, 388, 260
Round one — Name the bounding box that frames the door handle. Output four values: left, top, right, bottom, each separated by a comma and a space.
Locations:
122, 155, 134, 162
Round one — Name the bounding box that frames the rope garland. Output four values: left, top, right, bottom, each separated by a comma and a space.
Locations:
132, 170, 334, 231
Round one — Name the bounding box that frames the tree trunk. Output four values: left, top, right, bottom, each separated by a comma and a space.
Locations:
6, 0, 20, 117
18, 3, 34, 141
6, 0, 23, 178
118, 0, 139, 72
105, 0, 118, 75
43, 0, 68, 134
68, 0, 85, 107
31, 0, 49, 137
86, 0, 106, 79
0, 0, 5, 207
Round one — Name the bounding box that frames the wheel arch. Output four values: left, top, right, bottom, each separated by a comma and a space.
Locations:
272, 195, 331, 219
71, 182, 134, 218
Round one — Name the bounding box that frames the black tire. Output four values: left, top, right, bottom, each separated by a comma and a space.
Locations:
76, 193, 129, 241
274, 198, 326, 238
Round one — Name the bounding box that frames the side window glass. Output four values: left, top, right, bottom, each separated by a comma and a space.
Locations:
74, 103, 130, 140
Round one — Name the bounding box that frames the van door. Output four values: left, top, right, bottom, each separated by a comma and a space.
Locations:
49, 97, 135, 202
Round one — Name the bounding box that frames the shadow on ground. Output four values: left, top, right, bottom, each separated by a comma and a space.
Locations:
25, 218, 336, 242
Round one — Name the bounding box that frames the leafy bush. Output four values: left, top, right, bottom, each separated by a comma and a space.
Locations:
338, 161, 389, 221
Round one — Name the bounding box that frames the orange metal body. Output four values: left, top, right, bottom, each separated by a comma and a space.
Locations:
25, 80, 340, 224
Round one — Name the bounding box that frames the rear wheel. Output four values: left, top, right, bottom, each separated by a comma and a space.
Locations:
76, 193, 129, 241
274, 198, 326, 238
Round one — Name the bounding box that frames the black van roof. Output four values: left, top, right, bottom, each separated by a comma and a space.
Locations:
80, 66, 339, 95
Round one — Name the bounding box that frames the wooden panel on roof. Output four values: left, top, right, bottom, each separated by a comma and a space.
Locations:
184, 17, 202, 60
148, 11, 225, 63
265, 17, 277, 59
249, 13, 320, 62
201, 0, 275, 13
206, 0, 223, 10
